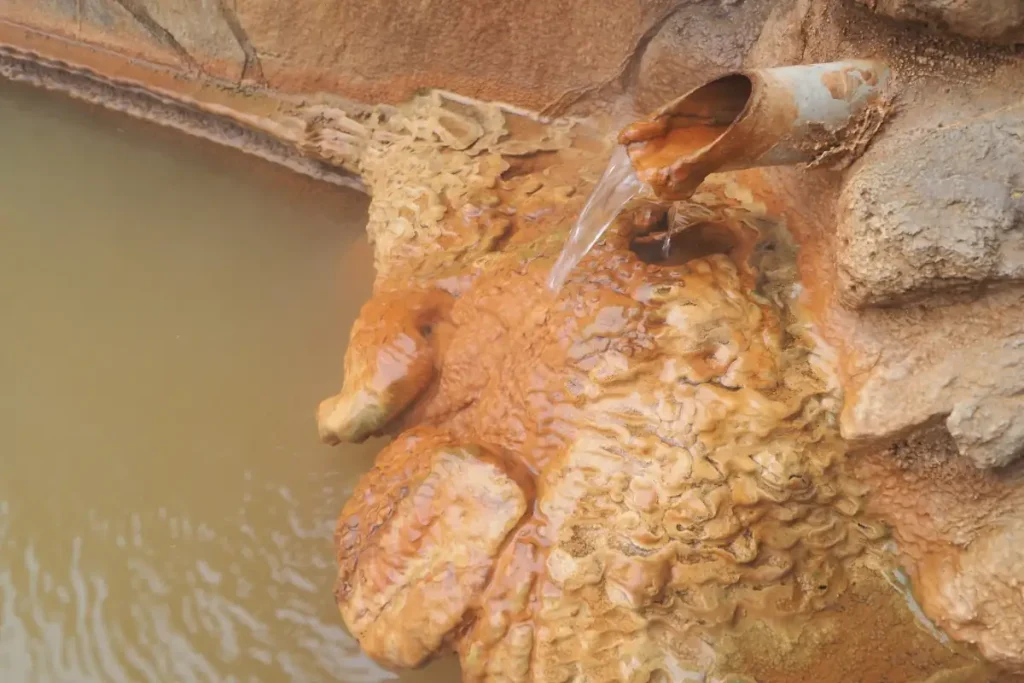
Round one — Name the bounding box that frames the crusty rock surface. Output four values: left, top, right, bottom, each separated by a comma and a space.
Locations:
854, 427, 1024, 669
632, 0, 774, 113
3, 0, 248, 81
838, 285, 1024, 470
919, 518, 1024, 670
308, 97, 1006, 678
1, 0, 702, 111
836, 106, 1024, 308
336, 431, 530, 668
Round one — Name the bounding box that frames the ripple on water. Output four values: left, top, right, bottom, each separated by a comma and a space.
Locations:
0, 82, 458, 681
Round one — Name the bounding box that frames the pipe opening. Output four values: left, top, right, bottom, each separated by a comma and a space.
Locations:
658, 74, 752, 159
664, 74, 752, 130
622, 74, 752, 178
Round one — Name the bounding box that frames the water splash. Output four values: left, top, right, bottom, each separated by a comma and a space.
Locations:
547, 146, 641, 291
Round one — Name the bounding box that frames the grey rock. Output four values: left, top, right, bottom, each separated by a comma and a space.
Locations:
633, 0, 772, 113
836, 109, 1024, 308
947, 395, 1024, 469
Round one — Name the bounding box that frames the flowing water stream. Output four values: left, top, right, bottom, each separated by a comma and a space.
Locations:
547, 146, 640, 291
548, 106, 745, 291
0, 81, 459, 682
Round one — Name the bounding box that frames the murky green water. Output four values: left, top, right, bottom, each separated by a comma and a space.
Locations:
0, 82, 458, 682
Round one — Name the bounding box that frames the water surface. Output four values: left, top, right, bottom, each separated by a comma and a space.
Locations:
0, 81, 458, 682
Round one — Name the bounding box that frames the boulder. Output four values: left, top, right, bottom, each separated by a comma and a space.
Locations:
836, 108, 1024, 308
839, 286, 1024, 470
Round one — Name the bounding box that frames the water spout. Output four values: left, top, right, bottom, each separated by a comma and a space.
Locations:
621, 60, 892, 200
547, 145, 641, 291
548, 61, 891, 289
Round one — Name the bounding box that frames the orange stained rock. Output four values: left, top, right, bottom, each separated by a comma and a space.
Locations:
853, 429, 1024, 673
618, 75, 751, 202
335, 427, 532, 668
317, 288, 454, 444
320, 187, 982, 680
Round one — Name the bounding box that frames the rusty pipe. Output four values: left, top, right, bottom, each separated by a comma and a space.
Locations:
620, 60, 892, 200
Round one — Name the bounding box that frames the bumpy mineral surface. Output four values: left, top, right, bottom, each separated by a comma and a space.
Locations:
313, 96, 1022, 682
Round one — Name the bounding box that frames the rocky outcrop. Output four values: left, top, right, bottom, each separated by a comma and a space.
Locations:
4, 0, 248, 80
837, 286, 1024, 470
291, 89, 1020, 678
336, 430, 531, 668
854, 428, 1024, 669
736, 0, 1024, 477
631, 0, 774, 113
1, 0, 742, 112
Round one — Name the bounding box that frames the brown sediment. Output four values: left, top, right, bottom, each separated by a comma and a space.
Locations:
628, 202, 763, 272
618, 116, 736, 202
617, 73, 753, 201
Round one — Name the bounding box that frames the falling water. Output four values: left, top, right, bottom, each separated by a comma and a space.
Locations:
547, 145, 642, 291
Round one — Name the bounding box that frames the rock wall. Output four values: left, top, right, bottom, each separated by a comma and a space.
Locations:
743, 1, 1024, 476
0, 0, 750, 112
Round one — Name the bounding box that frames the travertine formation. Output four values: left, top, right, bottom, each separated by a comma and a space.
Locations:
2, 0, 1023, 679
310, 97, 1022, 679
854, 428, 1024, 672
323, 172, 959, 679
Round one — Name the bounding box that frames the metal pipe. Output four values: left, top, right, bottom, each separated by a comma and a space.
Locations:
620, 60, 892, 200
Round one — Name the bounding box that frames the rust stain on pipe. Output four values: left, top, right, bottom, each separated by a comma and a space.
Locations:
621, 61, 892, 200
